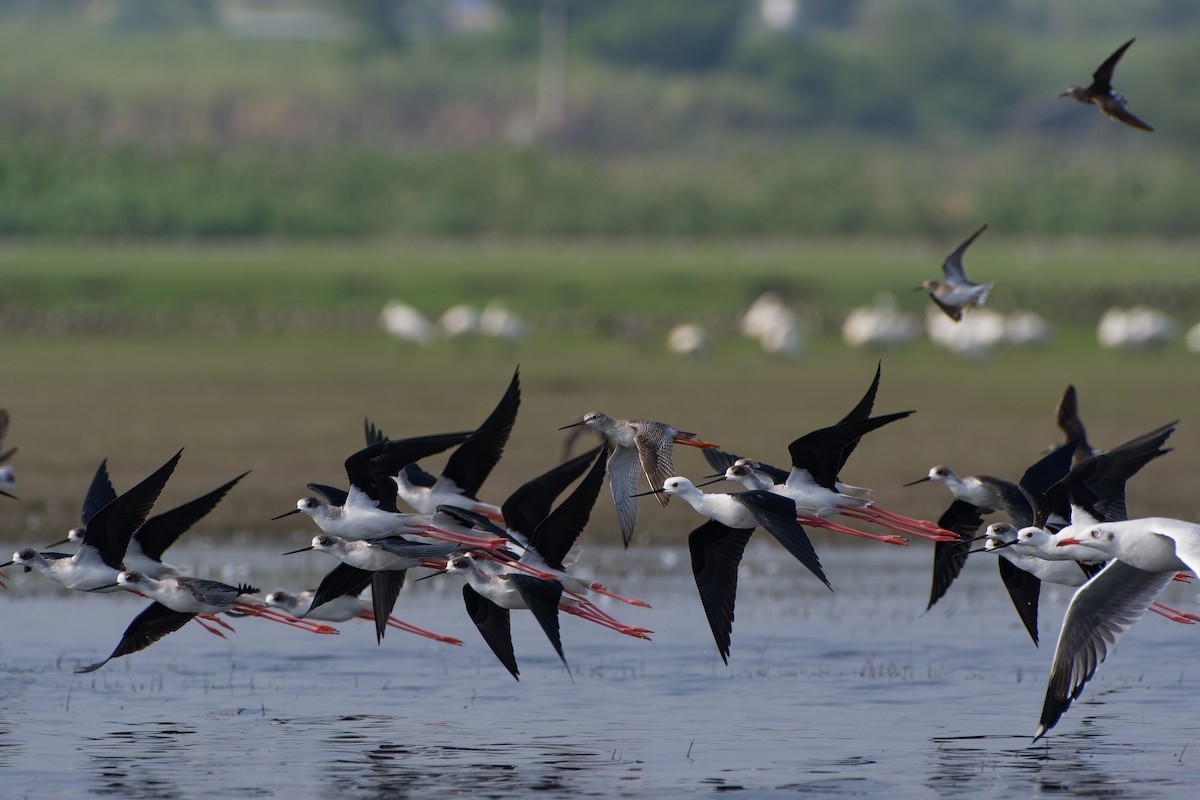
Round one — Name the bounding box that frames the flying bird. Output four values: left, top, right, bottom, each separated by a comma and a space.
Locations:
1061, 38, 1153, 132
919, 224, 994, 322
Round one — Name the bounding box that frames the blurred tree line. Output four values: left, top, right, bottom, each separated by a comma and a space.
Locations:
1, 0, 1198, 237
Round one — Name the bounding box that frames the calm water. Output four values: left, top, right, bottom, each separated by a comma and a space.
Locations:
2, 539, 1199, 799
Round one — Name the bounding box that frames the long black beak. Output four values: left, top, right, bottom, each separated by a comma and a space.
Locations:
0, 560, 14, 568
0, 489, 17, 500
631, 487, 666, 498
87, 583, 119, 592
557, 420, 586, 431
415, 568, 449, 582
271, 508, 302, 521
44, 537, 70, 548
969, 540, 1011, 555
694, 477, 725, 488
281, 546, 314, 556
702, 471, 725, 479
902, 476, 932, 487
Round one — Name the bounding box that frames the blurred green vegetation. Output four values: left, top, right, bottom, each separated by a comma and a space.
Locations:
3, 237, 1200, 330
0, 1, 1197, 237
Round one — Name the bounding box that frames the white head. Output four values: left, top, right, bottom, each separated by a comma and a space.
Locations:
442, 554, 478, 576
1059, 526, 1117, 553
117, 570, 150, 589
658, 477, 698, 496
310, 534, 344, 555
12, 547, 40, 565
264, 590, 298, 610
983, 522, 1017, 549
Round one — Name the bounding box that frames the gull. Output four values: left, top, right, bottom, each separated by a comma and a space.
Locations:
1035, 517, 1200, 740
558, 411, 718, 547
919, 224, 993, 322
76, 571, 337, 673
1061, 38, 1153, 132
978, 422, 1177, 645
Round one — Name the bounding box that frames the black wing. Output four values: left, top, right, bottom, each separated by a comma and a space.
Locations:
75, 601, 194, 673
835, 361, 881, 471
997, 557, 1041, 646
434, 504, 511, 539
307, 482, 349, 507
400, 462, 438, 488
701, 448, 788, 484
343, 432, 473, 511
1090, 38, 1135, 93
926, 500, 985, 611
80, 459, 119, 525
526, 445, 609, 571
509, 573, 568, 673
1055, 385, 1093, 466
134, 471, 249, 561
688, 521, 754, 664
463, 585, 519, 680
440, 368, 522, 499
502, 445, 603, 546
787, 412, 913, 490
370, 570, 407, 643
82, 449, 182, 569
735, 491, 830, 590
1019, 440, 1076, 529
364, 418, 388, 446
1048, 421, 1176, 525
307, 563, 375, 616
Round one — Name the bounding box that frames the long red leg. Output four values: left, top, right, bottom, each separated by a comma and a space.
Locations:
587, 581, 652, 607
231, 602, 339, 634
1151, 601, 1200, 623
797, 514, 909, 545
192, 616, 228, 639
838, 508, 959, 542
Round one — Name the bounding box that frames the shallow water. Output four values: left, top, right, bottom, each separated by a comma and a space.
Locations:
2, 540, 1199, 799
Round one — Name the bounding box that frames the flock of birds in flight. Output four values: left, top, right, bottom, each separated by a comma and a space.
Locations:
918, 38, 1152, 323
0, 41, 1187, 745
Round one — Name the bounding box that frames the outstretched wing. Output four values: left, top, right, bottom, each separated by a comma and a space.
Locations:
509, 573, 568, 673
998, 557, 1042, 646
463, 585, 519, 680
75, 602, 194, 673
370, 570, 407, 644
135, 471, 249, 561
1091, 38, 1135, 93
1035, 560, 1172, 740
735, 490, 830, 590
941, 224, 988, 285
926, 500, 985, 611
439, 368, 521, 500
688, 520, 754, 665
